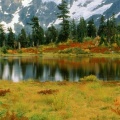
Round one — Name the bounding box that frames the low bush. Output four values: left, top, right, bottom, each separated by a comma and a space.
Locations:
1, 46, 7, 54
73, 48, 88, 54
84, 37, 92, 41
80, 75, 98, 82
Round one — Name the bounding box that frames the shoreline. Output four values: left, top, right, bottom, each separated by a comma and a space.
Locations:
1, 52, 120, 58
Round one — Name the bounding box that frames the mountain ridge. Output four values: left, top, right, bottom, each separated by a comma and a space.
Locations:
0, 0, 120, 33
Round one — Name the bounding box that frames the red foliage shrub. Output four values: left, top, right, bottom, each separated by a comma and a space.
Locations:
58, 45, 69, 50
0, 89, 10, 96
43, 48, 58, 52
37, 89, 59, 95
90, 47, 109, 53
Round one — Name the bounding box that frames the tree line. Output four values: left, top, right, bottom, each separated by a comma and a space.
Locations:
0, 0, 120, 49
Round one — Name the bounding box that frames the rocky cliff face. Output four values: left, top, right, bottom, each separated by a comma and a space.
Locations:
0, 0, 119, 33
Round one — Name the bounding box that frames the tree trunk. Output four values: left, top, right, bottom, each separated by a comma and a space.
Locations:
32, 41, 34, 47
18, 42, 21, 49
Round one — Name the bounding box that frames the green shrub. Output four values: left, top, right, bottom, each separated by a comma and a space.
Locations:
84, 37, 92, 41
73, 48, 87, 54
1, 46, 7, 54
80, 75, 98, 82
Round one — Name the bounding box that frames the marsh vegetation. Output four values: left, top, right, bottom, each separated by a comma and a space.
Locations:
0, 79, 120, 120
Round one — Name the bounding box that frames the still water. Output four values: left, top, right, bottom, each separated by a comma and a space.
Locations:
0, 56, 120, 82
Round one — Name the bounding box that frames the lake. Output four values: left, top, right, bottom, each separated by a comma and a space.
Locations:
0, 56, 120, 82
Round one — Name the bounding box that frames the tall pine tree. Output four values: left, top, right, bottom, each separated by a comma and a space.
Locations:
0, 24, 6, 47
87, 19, 96, 38
45, 25, 58, 44
29, 16, 44, 46
77, 17, 87, 42
70, 19, 77, 40
106, 14, 117, 44
7, 27, 15, 48
98, 15, 107, 45
57, 0, 70, 42
18, 28, 27, 48
98, 15, 106, 36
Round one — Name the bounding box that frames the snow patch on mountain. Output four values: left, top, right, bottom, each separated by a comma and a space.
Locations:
115, 12, 120, 18
70, 0, 113, 19
22, 0, 32, 7
1, 8, 24, 33
42, 0, 61, 4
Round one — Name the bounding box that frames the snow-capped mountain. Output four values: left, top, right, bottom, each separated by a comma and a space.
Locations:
0, 0, 120, 33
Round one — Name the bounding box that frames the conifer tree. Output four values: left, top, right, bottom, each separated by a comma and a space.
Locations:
111, 13, 117, 43
0, 24, 6, 47
98, 15, 106, 36
70, 19, 77, 40
106, 14, 117, 44
57, 0, 70, 42
7, 27, 15, 48
117, 24, 120, 33
45, 25, 58, 44
106, 19, 111, 43
87, 19, 96, 38
18, 28, 27, 48
116, 24, 120, 46
77, 17, 87, 42
29, 16, 44, 46
27, 34, 32, 47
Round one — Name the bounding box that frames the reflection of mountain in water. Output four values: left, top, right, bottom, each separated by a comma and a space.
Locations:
11, 60, 23, 82
2, 63, 11, 80
0, 57, 120, 82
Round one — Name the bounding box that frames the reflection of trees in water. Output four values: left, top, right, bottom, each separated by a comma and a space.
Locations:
1, 57, 120, 81
41, 65, 49, 81
11, 60, 23, 82
0, 59, 13, 80
0, 59, 23, 82
21, 63, 27, 77
59, 67, 69, 80
36, 64, 44, 79
2, 63, 10, 80
98, 61, 120, 80
0, 61, 3, 79
49, 65, 56, 77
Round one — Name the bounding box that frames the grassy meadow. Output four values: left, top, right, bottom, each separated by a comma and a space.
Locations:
0, 78, 120, 120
